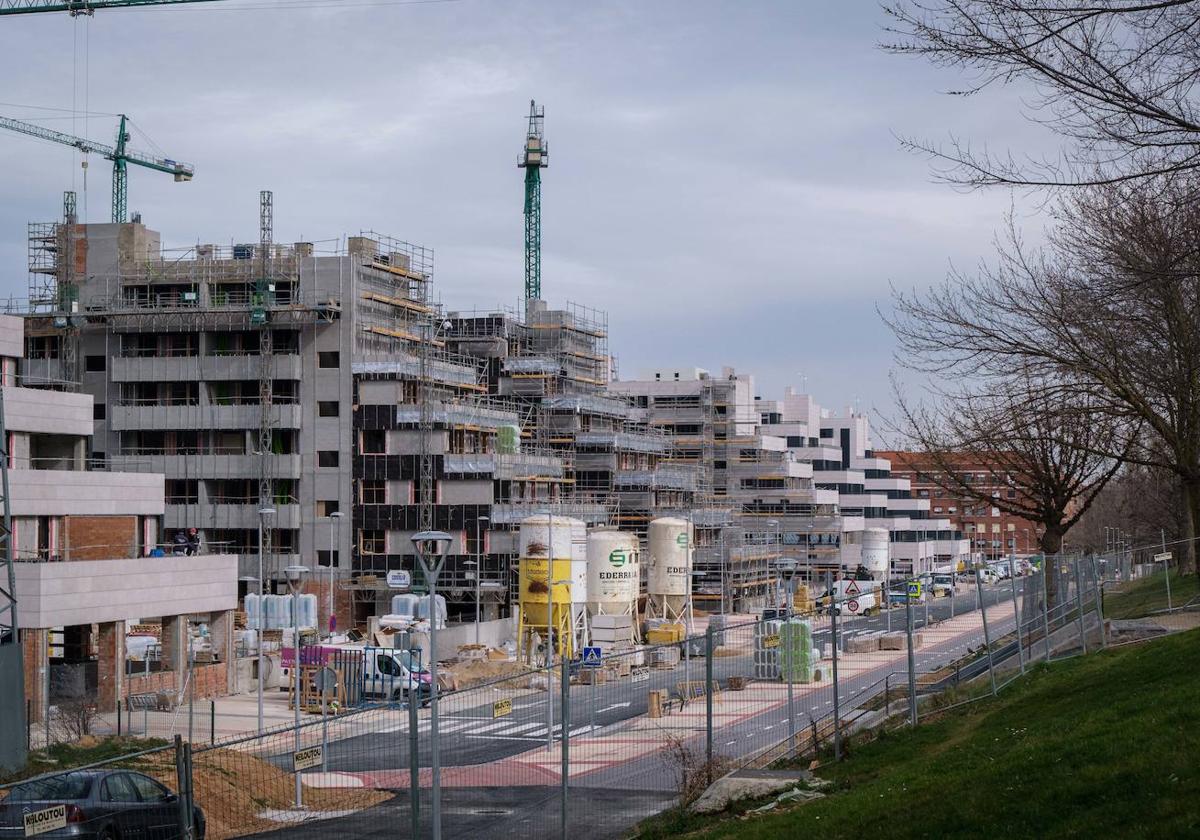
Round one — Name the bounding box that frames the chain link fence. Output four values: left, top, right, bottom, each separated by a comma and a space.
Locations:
1, 557, 1143, 839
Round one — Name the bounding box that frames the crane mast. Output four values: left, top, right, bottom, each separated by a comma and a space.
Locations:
0, 0, 223, 15
518, 100, 547, 301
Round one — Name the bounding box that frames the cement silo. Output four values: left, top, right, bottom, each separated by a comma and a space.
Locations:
647, 517, 694, 626
516, 514, 584, 662
586, 529, 640, 645
861, 528, 890, 578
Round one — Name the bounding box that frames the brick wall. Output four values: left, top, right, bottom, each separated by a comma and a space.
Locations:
65, 515, 137, 560
297, 578, 355, 634
21, 629, 43, 722
96, 621, 125, 712
126, 661, 228, 702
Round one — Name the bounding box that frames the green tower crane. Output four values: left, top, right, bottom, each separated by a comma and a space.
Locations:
0, 112, 194, 223
0, 1, 222, 15
518, 100, 547, 301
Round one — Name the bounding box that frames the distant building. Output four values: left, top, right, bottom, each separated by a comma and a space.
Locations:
877, 450, 1042, 562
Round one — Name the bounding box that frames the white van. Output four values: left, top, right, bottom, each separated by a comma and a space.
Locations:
361, 647, 432, 702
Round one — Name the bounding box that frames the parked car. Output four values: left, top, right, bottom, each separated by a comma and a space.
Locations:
0, 769, 204, 840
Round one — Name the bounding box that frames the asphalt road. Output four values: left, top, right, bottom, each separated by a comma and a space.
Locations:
266, 580, 1017, 776
251, 580, 1021, 838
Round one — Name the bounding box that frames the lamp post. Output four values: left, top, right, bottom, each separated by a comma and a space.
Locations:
412, 530, 453, 840
327, 511, 342, 639
549, 578, 572, 840
256, 506, 276, 735
283, 564, 309, 810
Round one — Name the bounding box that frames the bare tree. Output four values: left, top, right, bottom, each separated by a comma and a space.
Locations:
882, 1, 1200, 187
1069, 462, 1185, 550
892, 376, 1124, 599
889, 176, 1200, 573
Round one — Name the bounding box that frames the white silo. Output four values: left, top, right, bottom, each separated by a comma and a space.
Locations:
647, 517, 694, 626
861, 528, 890, 578
569, 518, 590, 648
517, 514, 585, 662
587, 529, 640, 645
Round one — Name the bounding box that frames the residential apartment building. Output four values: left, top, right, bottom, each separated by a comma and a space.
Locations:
0, 313, 236, 769
878, 450, 1041, 562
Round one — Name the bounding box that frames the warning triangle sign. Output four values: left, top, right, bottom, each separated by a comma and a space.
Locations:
844, 579, 861, 596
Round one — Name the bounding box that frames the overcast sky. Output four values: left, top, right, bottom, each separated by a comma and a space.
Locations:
0, 0, 1049, 429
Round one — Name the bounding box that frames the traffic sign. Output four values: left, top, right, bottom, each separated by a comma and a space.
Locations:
293, 745, 323, 771
847, 599, 859, 612
907, 581, 922, 597
492, 698, 513, 719
844, 579, 861, 596
386, 570, 412, 590
582, 646, 603, 668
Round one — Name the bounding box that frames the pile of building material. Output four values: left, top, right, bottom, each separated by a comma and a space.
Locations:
754, 620, 781, 679
879, 632, 924, 650
778, 619, 814, 684
646, 621, 686, 644
845, 632, 885, 654
591, 614, 634, 650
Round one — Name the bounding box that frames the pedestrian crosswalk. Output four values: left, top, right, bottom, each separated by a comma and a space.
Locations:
375, 716, 594, 742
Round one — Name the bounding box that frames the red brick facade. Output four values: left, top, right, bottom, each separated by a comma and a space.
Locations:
879, 450, 1041, 561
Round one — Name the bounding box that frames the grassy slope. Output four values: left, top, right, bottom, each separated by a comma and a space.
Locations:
643, 628, 1200, 839
1104, 570, 1199, 619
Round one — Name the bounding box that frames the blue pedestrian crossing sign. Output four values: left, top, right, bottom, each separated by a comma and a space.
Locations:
582, 646, 603, 668
907, 581, 922, 597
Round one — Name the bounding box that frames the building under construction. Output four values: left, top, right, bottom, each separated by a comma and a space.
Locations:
20, 197, 702, 629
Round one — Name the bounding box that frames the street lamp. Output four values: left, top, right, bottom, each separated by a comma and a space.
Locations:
412, 530, 452, 840
549, 577, 572, 840
283, 564, 309, 810
256, 506, 276, 735
327, 511, 343, 639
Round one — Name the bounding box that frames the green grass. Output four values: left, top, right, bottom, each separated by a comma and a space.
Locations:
0, 737, 170, 786
1104, 570, 1199, 619
634, 628, 1200, 839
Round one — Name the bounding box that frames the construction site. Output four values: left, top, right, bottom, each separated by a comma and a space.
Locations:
0, 79, 972, 779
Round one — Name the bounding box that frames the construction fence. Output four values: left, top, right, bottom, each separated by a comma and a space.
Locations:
0, 556, 1141, 840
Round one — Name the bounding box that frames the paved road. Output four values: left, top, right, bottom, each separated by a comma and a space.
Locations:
281, 580, 1016, 777
247, 580, 1024, 838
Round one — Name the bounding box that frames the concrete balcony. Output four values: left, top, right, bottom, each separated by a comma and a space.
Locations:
111, 354, 302, 383
109, 403, 302, 431
9, 469, 164, 517
108, 453, 301, 480
165, 503, 301, 531
14, 553, 237, 629
2, 385, 92, 436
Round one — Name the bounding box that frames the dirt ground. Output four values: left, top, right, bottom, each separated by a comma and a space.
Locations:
140, 748, 387, 840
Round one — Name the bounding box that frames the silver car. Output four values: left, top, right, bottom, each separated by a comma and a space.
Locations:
0, 769, 204, 840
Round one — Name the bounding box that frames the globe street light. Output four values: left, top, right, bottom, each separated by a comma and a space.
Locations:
283, 564, 309, 810
412, 530, 452, 840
